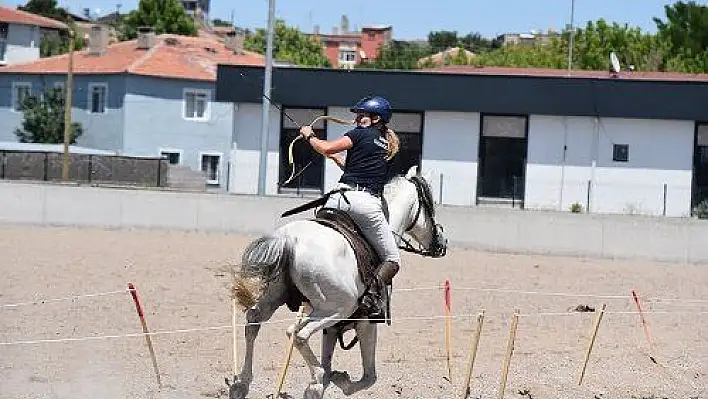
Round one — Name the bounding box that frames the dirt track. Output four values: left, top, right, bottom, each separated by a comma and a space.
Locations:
0, 225, 706, 399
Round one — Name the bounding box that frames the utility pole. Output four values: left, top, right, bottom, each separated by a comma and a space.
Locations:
567, 0, 576, 74
257, 0, 276, 195
62, 20, 75, 181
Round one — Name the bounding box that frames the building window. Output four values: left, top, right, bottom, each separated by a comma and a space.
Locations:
613, 144, 629, 162
160, 149, 182, 165
200, 152, 221, 185
88, 83, 107, 113
184, 89, 210, 121
386, 112, 424, 179
339, 49, 356, 63
12, 82, 32, 112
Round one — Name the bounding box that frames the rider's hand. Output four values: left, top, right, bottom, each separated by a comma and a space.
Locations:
299, 126, 314, 140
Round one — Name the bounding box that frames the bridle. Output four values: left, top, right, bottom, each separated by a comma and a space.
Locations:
281, 115, 355, 186
393, 173, 447, 258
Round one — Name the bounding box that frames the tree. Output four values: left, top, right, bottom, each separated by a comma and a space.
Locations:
654, 1, 708, 58
17, 0, 65, 20
245, 20, 331, 67
118, 0, 197, 40
14, 88, 83, 144
212, 18, 232, 27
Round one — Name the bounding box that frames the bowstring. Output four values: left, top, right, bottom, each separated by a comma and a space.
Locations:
281, 116, 354, 186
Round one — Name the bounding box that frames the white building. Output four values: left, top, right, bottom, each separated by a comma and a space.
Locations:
215, 64, 708, 218
0, 6, 68, 66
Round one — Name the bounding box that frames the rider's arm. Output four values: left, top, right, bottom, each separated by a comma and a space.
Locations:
328, 153, 345, 170
300, 126, 353, 156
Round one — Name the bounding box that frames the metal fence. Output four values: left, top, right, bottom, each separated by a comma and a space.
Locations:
0, 150, 169, 187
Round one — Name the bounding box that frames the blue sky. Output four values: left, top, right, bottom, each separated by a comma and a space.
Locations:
3, 0, 687, 40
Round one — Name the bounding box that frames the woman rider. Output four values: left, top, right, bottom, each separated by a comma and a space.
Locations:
298, 96, 400, 321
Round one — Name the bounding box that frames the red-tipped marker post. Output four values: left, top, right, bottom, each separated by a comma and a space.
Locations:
128, 282, 162, 388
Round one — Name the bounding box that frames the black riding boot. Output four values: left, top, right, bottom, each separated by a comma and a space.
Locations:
361, 261, 400, 322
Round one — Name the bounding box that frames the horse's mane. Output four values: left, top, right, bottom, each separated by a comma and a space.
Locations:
384, 174, 435, 218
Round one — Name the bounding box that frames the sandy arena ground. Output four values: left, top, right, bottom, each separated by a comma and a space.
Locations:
0, 224, 706, 399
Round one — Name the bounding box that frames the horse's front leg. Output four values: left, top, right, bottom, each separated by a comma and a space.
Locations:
228, 305, 277, 399
331, 321, 378, 395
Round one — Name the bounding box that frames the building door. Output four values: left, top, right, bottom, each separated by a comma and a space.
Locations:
278, 107, 327, 194
386, 112, 423, 179
693, 123, 708, 209
477, 115, 528, 206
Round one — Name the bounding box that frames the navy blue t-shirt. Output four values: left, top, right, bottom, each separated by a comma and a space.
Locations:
339, 126, 393, 195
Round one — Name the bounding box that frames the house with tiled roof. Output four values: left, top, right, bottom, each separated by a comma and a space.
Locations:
0, 6, 68, 66
0, 27, 264, 188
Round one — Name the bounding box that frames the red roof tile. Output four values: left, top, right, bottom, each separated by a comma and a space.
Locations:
0, 33, 264, 81
0, 6, 67, 30
421, 65, 708, 83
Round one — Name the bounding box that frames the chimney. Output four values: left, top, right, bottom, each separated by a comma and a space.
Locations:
88, 25, 108, 56
137, 26, 155, 49
224, 30, 245, 54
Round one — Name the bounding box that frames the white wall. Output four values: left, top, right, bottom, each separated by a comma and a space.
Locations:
526, 115, 695, 216
324, 107, 352, 189
229, 103, 281, 195
421, 111, 480, 206
4, 23, 40, 65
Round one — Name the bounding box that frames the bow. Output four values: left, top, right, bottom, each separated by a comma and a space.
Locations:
281, 115, 355, 186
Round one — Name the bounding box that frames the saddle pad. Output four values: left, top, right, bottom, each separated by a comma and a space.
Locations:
312, 208, 381, 285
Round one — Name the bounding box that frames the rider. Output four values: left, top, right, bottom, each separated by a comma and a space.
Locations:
298, 95, 401, 321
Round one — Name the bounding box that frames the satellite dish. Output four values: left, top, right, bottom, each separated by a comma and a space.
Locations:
610, 51, 621, 74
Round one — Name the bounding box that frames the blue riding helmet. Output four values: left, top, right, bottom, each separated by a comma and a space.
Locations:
350, 96, 392, 124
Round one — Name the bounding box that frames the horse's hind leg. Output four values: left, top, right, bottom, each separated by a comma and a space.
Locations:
229, 303, 279, 399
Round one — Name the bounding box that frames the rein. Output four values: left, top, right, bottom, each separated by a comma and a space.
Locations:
281, 115, 354, 186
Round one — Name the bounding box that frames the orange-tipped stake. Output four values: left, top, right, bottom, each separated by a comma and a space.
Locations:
128, 282, 162, 388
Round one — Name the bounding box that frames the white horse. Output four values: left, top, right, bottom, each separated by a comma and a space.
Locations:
227, 166, 448, 399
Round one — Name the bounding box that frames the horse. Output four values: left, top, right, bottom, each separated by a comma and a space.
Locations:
227, 166, 448, 399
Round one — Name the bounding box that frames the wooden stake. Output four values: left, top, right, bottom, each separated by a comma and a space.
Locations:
127, 282, 162, 388
578, 303, 606, 386
232, 297, 238, 376
444, 280, 453, 383
632, 290, 657, 364
460, 310, 485, 399
275, 304, 306, 397
497, 309, 519, 399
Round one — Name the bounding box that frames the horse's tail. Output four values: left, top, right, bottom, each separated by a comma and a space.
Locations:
231, 234, 295, 310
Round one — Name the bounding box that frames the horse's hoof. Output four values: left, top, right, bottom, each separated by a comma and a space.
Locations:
303, 382, 324, 399
330, 370, 352, 386
227, 378, 249, 399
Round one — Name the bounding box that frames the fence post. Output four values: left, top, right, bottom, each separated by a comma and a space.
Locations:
1, 151, 5, 179
88, 155, 93, 183
512, 176, 517, 208
439, 173, 443, 204
586, 180, 592, 213
43, 153, 49, 181
662, 183, 667, 217
156, 158, 161, 187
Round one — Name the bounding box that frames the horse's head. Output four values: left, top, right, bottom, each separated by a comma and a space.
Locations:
384, 166, 448, 258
